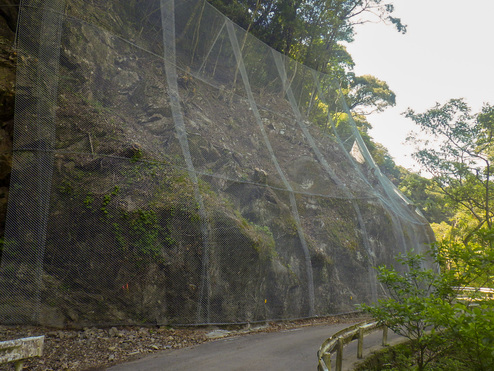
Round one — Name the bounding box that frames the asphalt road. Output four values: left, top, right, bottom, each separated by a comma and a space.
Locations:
106, 321, 385, 371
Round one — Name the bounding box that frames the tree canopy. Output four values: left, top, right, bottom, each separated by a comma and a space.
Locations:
405, 99, 494, 244
207, 0, 405, 76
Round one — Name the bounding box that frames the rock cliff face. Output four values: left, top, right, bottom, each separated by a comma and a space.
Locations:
0, 0, 434, 327
0, 1, 17, 239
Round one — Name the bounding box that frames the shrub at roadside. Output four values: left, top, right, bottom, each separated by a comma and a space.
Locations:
359, 236, 494, 370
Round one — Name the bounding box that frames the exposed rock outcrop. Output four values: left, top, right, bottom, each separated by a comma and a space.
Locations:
0, 0, 17, 237
0, 0, 433, 327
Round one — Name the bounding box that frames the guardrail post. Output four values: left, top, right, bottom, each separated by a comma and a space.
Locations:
382, 326, 388, 346
317, 321, 390, 371
14, 360, 23, 371
317, 349, 331, 371
322, 352, 331, 370
357, 327, 364, 358
336, 338, 343, 371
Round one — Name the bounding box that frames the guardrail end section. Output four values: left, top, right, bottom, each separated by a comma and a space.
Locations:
0, 335, 45, 364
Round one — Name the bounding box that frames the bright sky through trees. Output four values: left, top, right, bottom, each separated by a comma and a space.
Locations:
344, 0, 494, 172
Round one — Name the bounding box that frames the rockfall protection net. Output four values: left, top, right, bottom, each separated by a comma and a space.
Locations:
0, 0, 434, 326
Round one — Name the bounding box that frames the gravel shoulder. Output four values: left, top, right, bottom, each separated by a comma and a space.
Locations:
0, 313, 368, 370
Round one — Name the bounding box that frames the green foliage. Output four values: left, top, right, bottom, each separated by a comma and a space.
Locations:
398, 170, 452, 224
405, 99, 494, 243
435, 229, 494, 288
112, 209, 172, 261
360, 236, 494, 370
83, 193, 95, 208
368, 142, 401, 182
57, 180, 173, 261
130, 146, 143, 162
100, 186, 120, 214
354, 340, 469, 371
208, 0, 405, 188
58, 181, 75, 195
254, 224, 272, 236
441, 302, 494, 370
252, 223, 278, 260
208, 0, 404, 77
359, 252, 452, 369
345, 75, 396, 115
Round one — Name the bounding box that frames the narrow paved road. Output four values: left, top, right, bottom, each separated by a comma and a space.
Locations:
107, 323, 352, 370
107, 322, 403, 370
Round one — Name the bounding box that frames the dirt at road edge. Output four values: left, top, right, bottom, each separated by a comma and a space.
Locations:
0, 313, 369, 370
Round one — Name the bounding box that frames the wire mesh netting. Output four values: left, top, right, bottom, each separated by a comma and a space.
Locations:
0, 0, 434, 326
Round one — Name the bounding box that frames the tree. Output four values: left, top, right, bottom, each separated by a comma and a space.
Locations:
361, 241, 494, 370
398, 170, 453, 224
360, 251, 453, 371
369, 143, 400, 181
431, 231, 494, 371
207, 0, 405, 75
405, 99, 494, 245
345, 74, 396, 115
291, 0, 405, 74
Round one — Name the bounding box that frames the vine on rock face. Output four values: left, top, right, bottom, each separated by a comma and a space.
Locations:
58, 182, 175, 262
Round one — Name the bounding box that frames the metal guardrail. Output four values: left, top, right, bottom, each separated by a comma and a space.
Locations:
454, 286, 494, 301
459, 287, 494, 293
0, 335, 45, 371
317, 288, 493, 370
317, 321, 387, 371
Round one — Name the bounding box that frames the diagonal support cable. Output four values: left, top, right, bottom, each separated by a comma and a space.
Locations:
272, 52, 377, 303
226, 21, 315, 317
161, 0, 211, 323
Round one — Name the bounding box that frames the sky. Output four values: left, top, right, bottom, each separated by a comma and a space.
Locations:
344, 0, 494, 172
